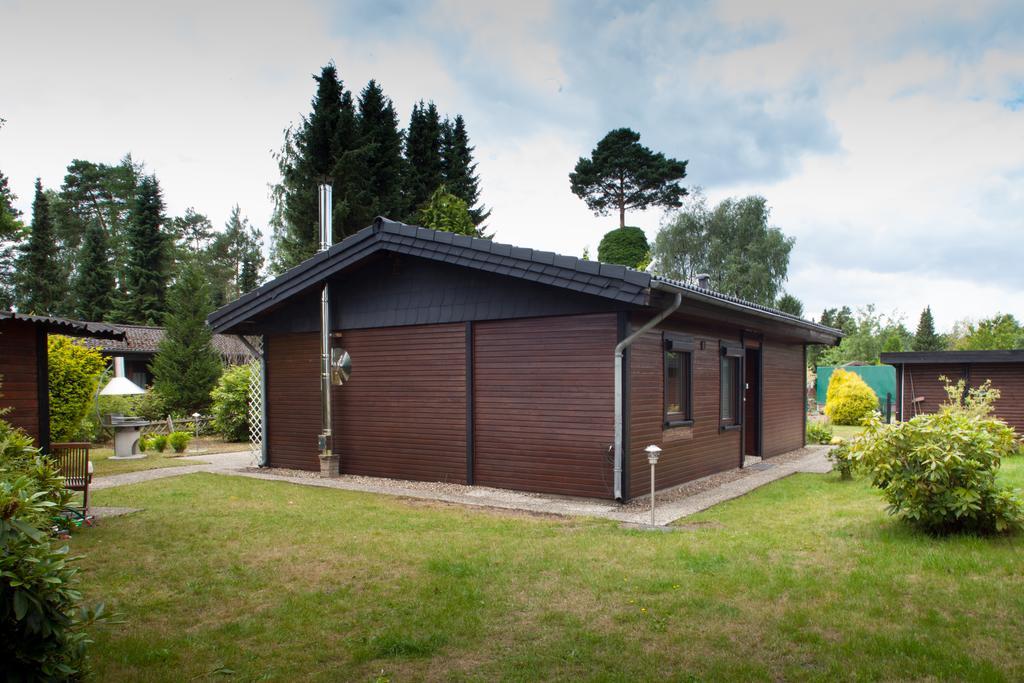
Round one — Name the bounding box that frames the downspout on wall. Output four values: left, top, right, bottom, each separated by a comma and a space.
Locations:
613, 285, 682, 501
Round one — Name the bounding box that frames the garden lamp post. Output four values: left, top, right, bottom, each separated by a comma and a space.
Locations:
191, 412, 201, 452
645, 444, 662, 527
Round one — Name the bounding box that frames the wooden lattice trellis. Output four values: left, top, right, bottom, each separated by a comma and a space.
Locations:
246, 337, 265, 466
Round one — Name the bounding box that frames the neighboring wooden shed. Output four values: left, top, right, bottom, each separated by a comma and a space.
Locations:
882, 350, 1024, 431
209, 218, 841, 502
0, 312, 125, 452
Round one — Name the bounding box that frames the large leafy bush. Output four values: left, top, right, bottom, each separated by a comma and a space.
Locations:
211, 363, 252, 442
597, 226, 650, 269
48, 336, 106, 442
848, 379, 1023, 534
824, 369, 877, 426
0, 416, 107, 678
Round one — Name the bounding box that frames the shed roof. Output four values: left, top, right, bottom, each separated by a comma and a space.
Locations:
79, 323, 254, 363
208, 217, 842, 344
881, 350, 1024, 365
0, 311, 126, 341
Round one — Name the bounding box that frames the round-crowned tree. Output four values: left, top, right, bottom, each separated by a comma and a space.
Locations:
597, 226, 650, 269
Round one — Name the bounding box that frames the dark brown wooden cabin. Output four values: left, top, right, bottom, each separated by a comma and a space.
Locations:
882, 350, 1024, 431
0, 312, 125, 452
209, 219, 841, 502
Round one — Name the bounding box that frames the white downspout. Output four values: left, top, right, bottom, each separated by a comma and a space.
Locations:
614, 286, 682, 501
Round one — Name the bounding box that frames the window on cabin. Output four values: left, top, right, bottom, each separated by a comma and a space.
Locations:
665, 349, 692, 425
720, 354, 740, 425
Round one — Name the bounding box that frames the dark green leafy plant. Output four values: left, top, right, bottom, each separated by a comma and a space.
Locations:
168, 431, 191, 453
597, 226, 650, 269
152, 434, 168, 453
827, 440, 855, 480
848, 379, 1023, 534
211, 364, 252, 442
805, 421, 834, 445
0, 417, 110, 679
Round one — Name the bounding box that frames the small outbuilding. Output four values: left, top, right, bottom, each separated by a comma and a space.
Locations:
81, 323, 254, 388
881, 350, 1024, 431
0, 311, 126, 451
208, 218, 841, 502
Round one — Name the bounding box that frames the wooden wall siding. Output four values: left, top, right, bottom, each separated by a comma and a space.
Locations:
333, 324, 467, 483
970, 363, 1024, 432
760, 340, 805, 457
0, 320, 41, 444
627, 321, 742, 500
900, 363, 962, 419
265, 333, 322, 470
473, 314, 616, 498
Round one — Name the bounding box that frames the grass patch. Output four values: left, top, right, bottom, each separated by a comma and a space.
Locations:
831, 423, 867, 440
71, 460, 1024, 681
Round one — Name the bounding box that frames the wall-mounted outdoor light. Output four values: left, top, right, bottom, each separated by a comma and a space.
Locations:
645, 444, 662, 527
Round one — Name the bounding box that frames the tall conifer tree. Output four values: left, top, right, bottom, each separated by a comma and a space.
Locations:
151, 261, 222, 414
270, 64, 353, 272
913, 306, 944, 351
405, 101, 444, 215
15, 180, 64, 314
0, 170, 24, 309
73, 221, 115, 321
441, 115, 489, 226
117, 174, 167, 324
343, 80, 407, 232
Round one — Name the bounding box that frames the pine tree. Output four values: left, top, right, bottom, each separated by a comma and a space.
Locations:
343, 80, 407, 232
117, 174, 168, 324
0, 169, 24, 310
208, 205, 264, 305
151, 261, 222, 414
405, 101, 444, 216
441, 115, 489, 226
270, 64, 353, 272
913, 306, 944, 352
73, 220, 115, 320
15, 179, 64, 314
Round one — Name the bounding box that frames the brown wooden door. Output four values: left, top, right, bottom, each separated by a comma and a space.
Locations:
744, 348, 761, 457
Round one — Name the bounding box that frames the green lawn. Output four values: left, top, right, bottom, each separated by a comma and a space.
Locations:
830, 424, 867, 440
72, 462, 1024, 681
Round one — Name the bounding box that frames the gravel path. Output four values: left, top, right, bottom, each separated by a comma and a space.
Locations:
90, 446, 833, 526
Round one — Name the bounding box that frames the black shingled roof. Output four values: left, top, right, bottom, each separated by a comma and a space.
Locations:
208, 217, 841, 342
0, 311, 126, 341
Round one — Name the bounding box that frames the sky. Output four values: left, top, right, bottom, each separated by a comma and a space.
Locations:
2, 0, 1023, 331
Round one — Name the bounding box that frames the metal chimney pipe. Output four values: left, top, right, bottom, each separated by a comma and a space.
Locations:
318, 183, 333, 462
696, 273, 711, 289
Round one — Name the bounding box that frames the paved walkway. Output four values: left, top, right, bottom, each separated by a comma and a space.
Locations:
91, 446, 832, 526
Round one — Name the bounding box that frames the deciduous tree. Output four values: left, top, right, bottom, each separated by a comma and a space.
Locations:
415, 185, 476, 236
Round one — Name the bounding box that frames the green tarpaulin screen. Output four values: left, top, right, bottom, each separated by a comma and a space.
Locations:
816, 365, 897, 410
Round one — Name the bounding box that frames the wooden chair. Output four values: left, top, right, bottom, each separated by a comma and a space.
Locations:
51, 442, 93, 520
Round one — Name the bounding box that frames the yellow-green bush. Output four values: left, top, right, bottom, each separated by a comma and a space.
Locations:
48, 336, 106, 442
825, 369, 878, 425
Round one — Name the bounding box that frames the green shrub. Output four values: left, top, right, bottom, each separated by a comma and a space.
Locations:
133, 388, 170, 422
824, 369, 878, 425
211, 363, 252, 442
597, 226, 650, 269
0, 416, 108, 678
168, 431, 191, 453
138, 435, 149, 453
48, 336, 106, 442
848, 379, 1024, 534
806, 420, 834, 445
827, 440, 855, 480
152, 434, 168, 453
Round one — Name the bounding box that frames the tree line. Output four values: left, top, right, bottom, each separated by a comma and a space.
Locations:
0, 157, 263, 324
269, 63, 488, 273
811, 305, 1024, 367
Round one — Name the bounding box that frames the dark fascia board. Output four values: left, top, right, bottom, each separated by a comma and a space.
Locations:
649, 279, 843, 345
0, 311, 126, 341
881, 350, 1024, 365
208, 218, 652, 333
